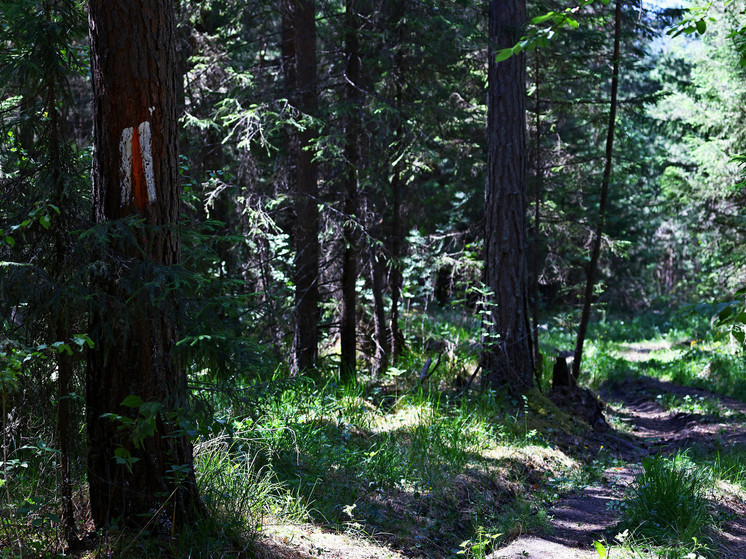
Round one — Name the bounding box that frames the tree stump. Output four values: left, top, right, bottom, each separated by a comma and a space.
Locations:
552, 355, 576, 388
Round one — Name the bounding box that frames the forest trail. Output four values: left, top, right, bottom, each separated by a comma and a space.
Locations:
492, 351, 746, 559
254, 348, 746, 559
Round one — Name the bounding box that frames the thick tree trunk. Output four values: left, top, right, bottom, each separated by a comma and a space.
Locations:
340, 0, 361, 382
283, 0, 320, 375
87, 0, 201, 529
483, 0, 534, 392
572, 0, 623, 382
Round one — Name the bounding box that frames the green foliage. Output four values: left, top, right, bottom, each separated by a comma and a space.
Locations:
457, 525, 502, 559
654, 392, 723, 417
617, 451, 715, 557
496, 0, 612, 62
194, 434, 308, 534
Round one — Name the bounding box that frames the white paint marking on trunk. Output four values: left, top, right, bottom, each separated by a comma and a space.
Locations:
138, 121, 156, 204
119, 126, 133, 206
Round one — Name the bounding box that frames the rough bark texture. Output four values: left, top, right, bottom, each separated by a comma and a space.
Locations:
340, 0, 361, 382
87, 0, 201, 529
483, 0, 534, 392
573, 0, 623, 382
283, 0, 320, 376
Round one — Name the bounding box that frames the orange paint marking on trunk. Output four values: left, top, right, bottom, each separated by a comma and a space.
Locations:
131, 126, 147, 210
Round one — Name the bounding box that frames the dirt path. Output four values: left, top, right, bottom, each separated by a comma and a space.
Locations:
491, 373, 746, 558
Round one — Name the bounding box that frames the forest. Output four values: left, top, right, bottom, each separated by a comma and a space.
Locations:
2, 0, 746, 557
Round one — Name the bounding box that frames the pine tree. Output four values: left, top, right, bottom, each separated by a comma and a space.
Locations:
86, 0, 202, 528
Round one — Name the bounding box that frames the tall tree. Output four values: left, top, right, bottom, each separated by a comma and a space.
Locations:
282, 0, 320, 375
483, 0, 534, 391
87, 0, 202, 528
388, 2, 406, 365
340, 0, 361, 382
572, 0, 623, 381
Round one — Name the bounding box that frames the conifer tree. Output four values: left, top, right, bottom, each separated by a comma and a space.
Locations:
86, 0, 202, 528
483, 0, 534, 391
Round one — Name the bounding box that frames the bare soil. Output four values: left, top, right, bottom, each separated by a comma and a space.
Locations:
490, 372, 746, 558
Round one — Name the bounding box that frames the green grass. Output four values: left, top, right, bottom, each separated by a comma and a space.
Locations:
616, 451, 715, 558
5, 307, 743, 557
712, 447, 746, 488
191, 372, 575, 556
654, 392, 723, 417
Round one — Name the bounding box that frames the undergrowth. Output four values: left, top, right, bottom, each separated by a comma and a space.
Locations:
615, 451, 715, 559
3, 309, 745, 557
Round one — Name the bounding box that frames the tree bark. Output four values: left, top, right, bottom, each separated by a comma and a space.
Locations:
483, 0, 534, 392
340, 0, 361, 382
283, 0, 320, 376
369, 244, 389, 377
572, 0, 623, 381
530, 51, 544, 387
87, 0, 202, 529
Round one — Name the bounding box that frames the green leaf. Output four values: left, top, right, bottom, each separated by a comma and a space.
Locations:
696, 19, 706, 34
121, 395, 143, 408
4, 236, 14, 247
532, 13, 555, 25
718, 306, 733, 322
114, 447, 139, 473
39, 214, 51, 230
139, 401, 162, 417
72, 335, 94, 349
495, 48, 513, 62
594, 540, 608, 558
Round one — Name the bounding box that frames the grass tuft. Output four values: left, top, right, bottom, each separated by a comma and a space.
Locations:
617, 450, 715, 557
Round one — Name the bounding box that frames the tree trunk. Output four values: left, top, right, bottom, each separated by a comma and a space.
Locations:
369, 245, 389, 377
530, 51, 544, 387
572, 0, 623, 382
390, 165, 405, 363
389, 5, 406, 364
340, 0, 361, 382
87, 0, 202, 529
283, 0, 320, 376
483, 0, 534, 392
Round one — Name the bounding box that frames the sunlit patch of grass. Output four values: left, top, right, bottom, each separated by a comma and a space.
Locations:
194, 433, 309, 531
211, 369, 588, 557
616, 451, 716, 558
654, 392, 725, 418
